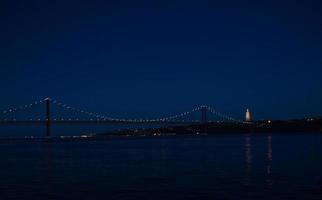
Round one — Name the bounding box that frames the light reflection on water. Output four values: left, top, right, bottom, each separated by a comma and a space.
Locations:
266, 135, 273, 188
0, 133, 322, 200
244, 135, 252, 187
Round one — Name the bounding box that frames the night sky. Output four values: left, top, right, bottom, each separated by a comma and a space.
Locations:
1, 0, 322, 120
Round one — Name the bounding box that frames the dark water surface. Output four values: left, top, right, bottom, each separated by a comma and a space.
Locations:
1, 134, 322, 200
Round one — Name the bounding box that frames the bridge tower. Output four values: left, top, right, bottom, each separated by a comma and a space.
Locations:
201, 106, 207, 133
45, 97, 51, 138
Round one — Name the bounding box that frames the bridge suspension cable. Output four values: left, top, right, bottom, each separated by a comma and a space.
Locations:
51, 99, 115, 121
51, 99, 204, 123
207, 106, 243, 123
0, 100, 44, 115
0, 99, 45, 120
150, 105, 203, 122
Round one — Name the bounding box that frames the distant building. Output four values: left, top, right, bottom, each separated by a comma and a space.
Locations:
246, 109, 251, 122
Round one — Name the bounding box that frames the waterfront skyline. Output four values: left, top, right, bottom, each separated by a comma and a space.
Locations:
1, 0, 322, 120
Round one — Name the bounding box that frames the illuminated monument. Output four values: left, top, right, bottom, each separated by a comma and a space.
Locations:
245, 109, 251, 122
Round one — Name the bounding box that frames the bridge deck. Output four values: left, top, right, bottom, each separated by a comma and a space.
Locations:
0, 120, 199, 125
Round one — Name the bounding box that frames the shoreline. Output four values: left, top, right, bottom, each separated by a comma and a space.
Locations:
1, 131, 322, 142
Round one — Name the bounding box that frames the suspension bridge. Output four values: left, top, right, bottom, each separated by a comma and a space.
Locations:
0, 98, 244, 137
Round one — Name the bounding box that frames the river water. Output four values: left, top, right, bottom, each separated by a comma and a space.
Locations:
1, 133, 322, 200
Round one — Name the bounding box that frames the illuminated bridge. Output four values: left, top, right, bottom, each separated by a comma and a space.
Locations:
0, 98, 244, 137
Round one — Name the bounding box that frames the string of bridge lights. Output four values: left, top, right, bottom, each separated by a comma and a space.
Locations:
0, 98, 242, 123
51, 99, 115, 121
207, 106, 243, 123
0, 99, 44, 116
150, 105, 204, 122
51, 99, 204, 123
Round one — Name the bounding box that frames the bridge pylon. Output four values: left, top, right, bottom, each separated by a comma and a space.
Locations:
201, 106, 207, 133
45, 97, 51, 138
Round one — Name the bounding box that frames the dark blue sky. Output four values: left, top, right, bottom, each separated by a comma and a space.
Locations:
1, 0, 322, 120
